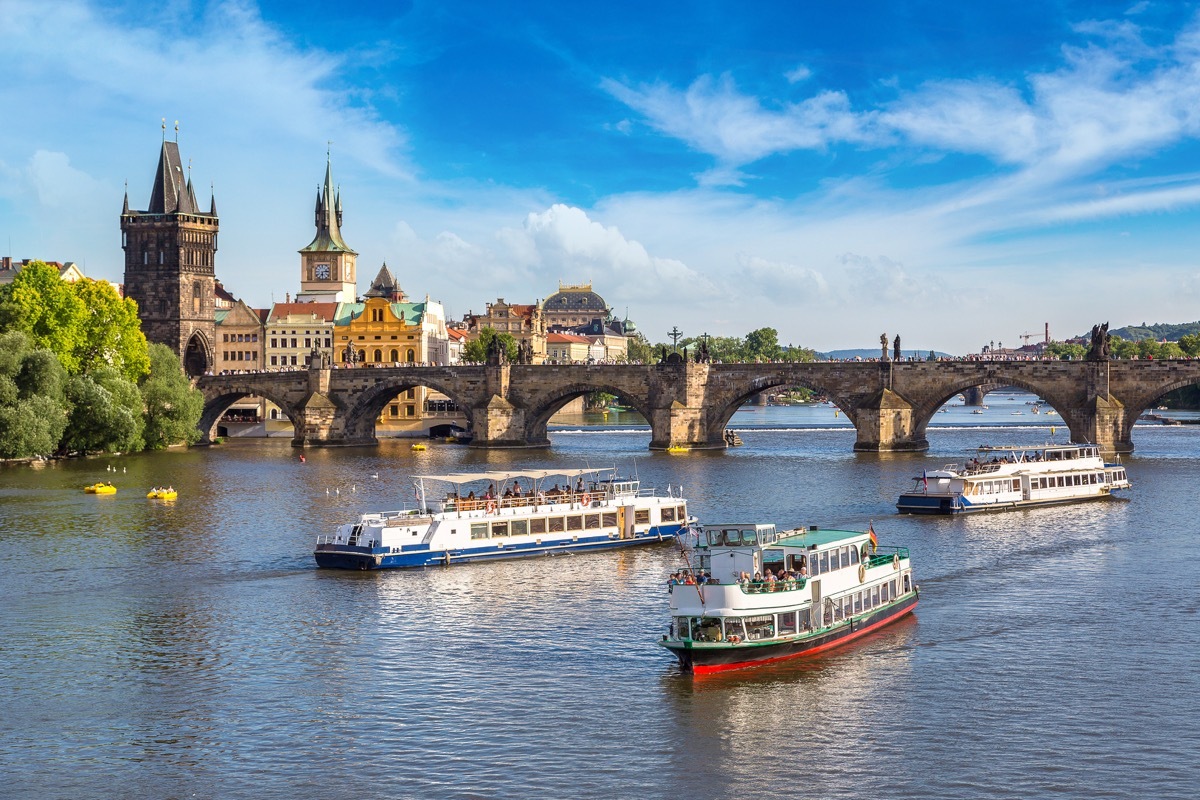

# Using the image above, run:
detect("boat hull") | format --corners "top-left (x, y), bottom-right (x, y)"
top-left (314, 527), bottom-right (679, 570)
top-left (661, 592), bottom-right (918, 674)
top-left (897, 491), bottom-right (1120, 515)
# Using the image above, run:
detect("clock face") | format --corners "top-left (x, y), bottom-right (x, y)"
top-left (315, 263), bottom-right (330, 280)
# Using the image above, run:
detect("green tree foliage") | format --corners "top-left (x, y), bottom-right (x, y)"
top-left (140, 343), bottom-right (204, 449)
top-left (1179, 334), bottom-right (1200, 357)
top-left (72, 277), bottom-right (150, 381)
top-left (0, 331), bottom-right (70, 459)
top-left (624, 332), bottom-right (655, 363)
top-left (744, 327), bottom-right (782, 361)
top-left (62, 367), bottom-right (145, 454)
top-left (461, 327), bottom-right (518, 363)
top-left (0, 261), bottom-right (85, 372)
top-left (0, 262), bottom-right (149, 380)
top-left (1046, 342), bottom-right (1087, 360)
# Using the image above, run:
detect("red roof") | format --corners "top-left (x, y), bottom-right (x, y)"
top-left (446, 328), bottom-right (469, 341)
top-left (268, 302), bottom-right (338, 323)
top-left (547, 332), bottom-right (592, 344)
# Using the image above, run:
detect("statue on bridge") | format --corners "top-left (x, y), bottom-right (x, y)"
top-left (486, 334), bottom-right (509, 366)
top-left (1087, 322), bottom-right (1111, 361)
top-left (695, 337), bottom-right (711, 363)
top-left (515, 339), bottom-right (534, 365)
top-left (893, 335), bottom-right (901, 362)
top-left (881, 333), bottom-right (889, 361)
top-left (342, 343), bottom-right (360, 365)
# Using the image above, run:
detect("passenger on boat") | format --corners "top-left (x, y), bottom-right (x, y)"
top-left (485, 484), bottom-right (495, 499)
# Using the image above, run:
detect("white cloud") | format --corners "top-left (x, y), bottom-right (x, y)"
top-left (785, 65), bottom-right (812, 84)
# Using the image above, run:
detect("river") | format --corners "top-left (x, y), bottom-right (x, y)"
top-left (2, 393), bottom-right (1197, 799)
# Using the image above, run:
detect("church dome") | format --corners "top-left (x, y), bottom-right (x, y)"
top-left (544, 284), bottom-right (608, 315)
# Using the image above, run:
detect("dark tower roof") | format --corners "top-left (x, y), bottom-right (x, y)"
top-left (363, 261), bottom-right (405, 301)
top-left (147, 141), bottom-right (194, 214)
top-left (300, 157), bottom-right (356, 254)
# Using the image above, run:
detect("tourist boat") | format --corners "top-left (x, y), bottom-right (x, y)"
top-left (659, 523), bottom-right (918, 674)
top-left (314, 468), bottom-right (692, 570)
top-left (84, 483), bottom-right (117, 494)
top-left (147, 488), bottom-right (178, 500)
top-left (896, 443), bottom-right (1130, 515)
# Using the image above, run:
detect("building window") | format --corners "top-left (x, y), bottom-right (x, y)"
top-left (390, 349), bottom-right (399, 362)
top-left (192, 282), bottom-right (202, 313)
top-left (406, 349), bottom-right (416, 363)
top-left (405, 405), bottom-right (415, 417)
top-left (373, 349), bottom-right (382, 362)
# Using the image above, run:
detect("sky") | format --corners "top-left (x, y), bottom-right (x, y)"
top-left (4, 0), bottom-right (1200, 354)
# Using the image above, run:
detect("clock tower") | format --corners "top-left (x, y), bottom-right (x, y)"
top-left (297, 155), bottom-right (357, 303)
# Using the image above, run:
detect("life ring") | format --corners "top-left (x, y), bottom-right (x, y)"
top-left (581, 493), bottom-right (592, 506)
top-left (486, 500), bottom-right (497, 514)
top-left (858, 563), bottom-right (867, 583)
top-left (893, 553), bottom-right (901, 570)
top-left (727, 635), bottom-right (741, 644)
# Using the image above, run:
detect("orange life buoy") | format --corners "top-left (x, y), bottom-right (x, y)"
top-left (581, 493), bottom-right (592, 505)
top-left (486, 500), bottom-right (497, 514)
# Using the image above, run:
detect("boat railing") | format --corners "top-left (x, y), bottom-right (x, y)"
top-left (739, 577), bottom-right (808, 594)
top-left (865, 546), bottom-right (909, 569)
top-left (439, 490), bottom-right (610, 514)
top-left (962, 462), bottom-right (1004, 475)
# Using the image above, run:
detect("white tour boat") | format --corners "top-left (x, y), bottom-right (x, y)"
top-left (896, 443), bottom-right (1130, 515)
top-left (660, 523), bottom-right (917, 674)
top-left (314, 468), bottom-right (690, 570)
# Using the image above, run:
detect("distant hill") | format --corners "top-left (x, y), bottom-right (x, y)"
top-left (820, 349), bottom-right (953, 360)
top-left (1104, 321), bottom-right (1200, 342)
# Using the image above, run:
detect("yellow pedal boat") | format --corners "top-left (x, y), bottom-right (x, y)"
top-left (411, 443), bottom-right (427, 451)
top-left (85, 483), bottom-right (117, 494)
top-left (147, 488), bottom-right (178, 500)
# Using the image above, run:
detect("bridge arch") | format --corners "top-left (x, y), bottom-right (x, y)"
top-left (910, 373), bottom-right (1084, 444)
top-left (340, 375), bottom-right (474, 443)
top-left (522, 381), bottom-right (656, 446)
top-left (705, 371), bottom-right (861, 445)
top-left (198, 388), bottom-right (302, 443)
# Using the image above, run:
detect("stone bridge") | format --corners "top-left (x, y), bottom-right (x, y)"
top-left (195, 359), bottom-right (1200, 453)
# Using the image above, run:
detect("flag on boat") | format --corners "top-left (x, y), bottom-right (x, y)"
top-left (868, 523), bottom-right (878, 553)
top-left (922, 469), bottom-right (928, 490)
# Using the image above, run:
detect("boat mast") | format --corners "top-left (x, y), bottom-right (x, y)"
top-left (416, 477), bottom-right (427, 513)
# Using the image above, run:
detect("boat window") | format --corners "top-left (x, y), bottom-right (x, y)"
top-left (744, 615), bottom-right (775, 641)
top-left (853, 593), bottom-right (863, 614)
top-left (709, 531), bottom-right (724, 547)
top-left (567, 515), bottom-right (583, 531)
top-left (470, 523), bottom-right (489, 540)
top-left (585, 514), bottom-right (600, 529)
top-left (787, 554), bottom-right (808, 571)
top-left (881, 581), bottom-right (890, 602)
top-left (491, 521), bottom-right (509, 537)
top-left (721, 529), bottom-right (738, 546)
top-left (819, 551), bottom-right (830, 573)
top-left (723, 618), bottom-right (746, 640)
top-left (809, 556), bottom-right (820, 577)
top-left (530, 518), bottom-right (547, 534)
top-left (831, 599), bottom-right (843, 623)
top-left (661, 507), bottom-right (676, 522)
top-left (672, 617), bottom-right (688, 639)
top-left (778, 611), bottom-right (798, 636)
top-left (677, 505), bottom-right (687, 519)
top-left (602, 512), bottom-right (617, 527)
top-left (511, 520), bottom-right (528, 537)
top-left (830, 548), bottom-right (842, 571)
top-left (761, 529), bottom-right (776, 544)
top-left (635, 510), bottom-right (650, 525)
top-left (872, 586), bottom-right (881, 606)
top-left (549, 517), bottom-right (565, 532)
top-left (690, 617), bottom-right (722, 642)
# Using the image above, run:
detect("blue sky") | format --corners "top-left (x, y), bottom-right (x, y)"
top-left (3, 0), bottom-right (1200, 353)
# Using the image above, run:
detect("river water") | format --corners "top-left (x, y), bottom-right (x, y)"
top-left (2, 393), bottom-right (1197, 799)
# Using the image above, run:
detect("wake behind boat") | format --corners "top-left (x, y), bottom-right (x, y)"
top-left (896, 443), bottom-right (1130, 515)
top-left (314, 468), bottom-right (691, 570)
top-left (659, 523), bottom-right (918, 674)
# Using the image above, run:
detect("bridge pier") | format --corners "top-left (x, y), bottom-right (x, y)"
top-left (470, 394), bottom-right (543, 448)
top-left (649, 363), bottom-right (727, 450)
top-left (1080, 394), bottom-right (1131, 453)
top-left (852, 389), bottom-right (928, 452)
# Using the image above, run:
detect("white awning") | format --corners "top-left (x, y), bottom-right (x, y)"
top-left (412, 467), bottom-right (614, 486)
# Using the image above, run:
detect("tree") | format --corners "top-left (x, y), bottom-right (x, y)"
top-left (61, 367), bottom-right (145, 454)
top-left (0, 261), bottom-right (86, 372)
top-left (0, 263), bottom-right (149, 380)
top-left (141, 343), bottom-right (204, 449)
top-left (744, 327), bottom-right (782, 361)
top-left (1046, 342), bottom-right (1086, 361)
top-left (0, 331), bottom-right (70, 459)
top-left (624, 332), bottom-right (655, 363)
top-left (461, 327), bottom-right (518, 363)
top-left (1179, 334), bottom-right (1200, 357)
top-left (72, 277), bottom-right (150, 381)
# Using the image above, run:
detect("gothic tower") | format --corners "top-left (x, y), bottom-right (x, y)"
top-left (296, 155), bottom-right (357, 303)
top-left (121, 135), bottom-right (218, 377)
